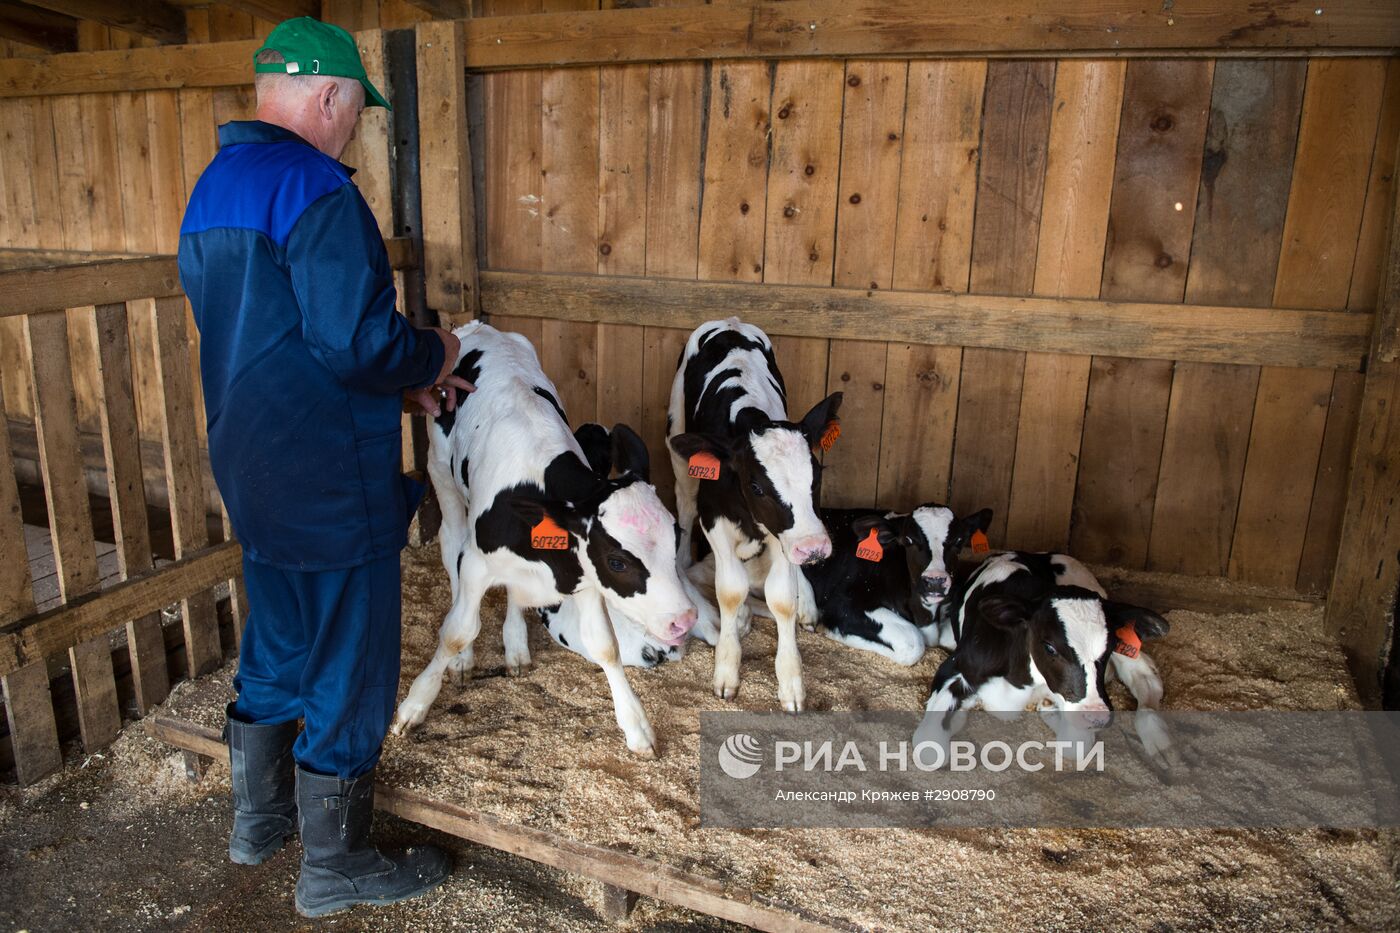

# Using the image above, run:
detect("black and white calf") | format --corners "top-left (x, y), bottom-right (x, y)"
top-left (667, 318), bottom-right (842, 711)
top-left (914, 552), bottom-right (1171, 762)
top-left (392, 323), bottom-right (701, 755)
top-left (795, 505), bottom-right (993, 665)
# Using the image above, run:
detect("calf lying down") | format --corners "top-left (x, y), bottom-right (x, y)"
top-left (915, 551), bottom-right (1172, 765)
top-left (392, 323), bottom-right (710, 755)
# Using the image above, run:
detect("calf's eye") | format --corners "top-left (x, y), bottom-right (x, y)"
top-left (1042, 641), bottom-right (1058, 657)
top-left (749, 481), bottom-right (766, 498)
top-left (606, 557), bottom-right (627, 573)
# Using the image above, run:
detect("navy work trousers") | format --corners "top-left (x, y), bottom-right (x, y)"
top-left (232, 553), bottom-right (402, 779)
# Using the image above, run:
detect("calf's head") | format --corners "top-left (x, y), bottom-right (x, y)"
top-left (851, 505), bottom-right (993, 609)
top-left (513, 424), bottom-right (696, 646)
top-left (670, 392), bottom-right (842, 566)
top-left (976, 585), bottom-right (1168, 727)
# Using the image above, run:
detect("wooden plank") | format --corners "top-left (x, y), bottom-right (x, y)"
top-left (595, 63), bottom-right (649, 429)
top-left (1298, 60), bottom-right (1400, 593)
top-left (0, 38), bottom-right (262, 98)
top-left (1004, 60), bottom-right (1123, 552)
top-left (217, 1), bottom-right (321, 23)
top-left (463, 1), bottom-right (1400, 70)
top-left (539, 37), bottom-right (600, 426)
top-left (417, 19), bottom-right (480, 319)
top-left (824, 60), bottom-right (906, 509)
top-left (1230, 58), bottom-right (1387, 589)
top-left (2, 661), bottom-right (63, 785)
top-left (0, 3), bottom-right (77, 54)
top-left (24, 1), bottom-right (186, 45)
top-left (24, 311), bottom-right (99, 600)
top-left (697, 61), bottom-right (770, 285)
top-left (0, 542), bottom-right (243, 679)
top-left (150, 296), bottom-right (221, 678)
top-left (764, 59), bottom-right (843, 418)
top-left (948, 60), bottom-right (1052, 543)
top-left (479, 271), bottom-right (1375, 372)
top-left (149, 715), bottom-right (844, 933)
top-left (68, 637), bottom-right (120, 749)
top-left (1071, 59), bottom-right (1213, 569)
top-left (876, 60), bottom-right (983, 509)
top-left (90, 302), bottom-right (168, 714)
top-left (400, 0), bottom-right (472, 18)
top-left (0, 399), bottom-right (34, 627)
top-left (0, 257), bottom-right (182, 319)
top-left (1148, 60), bottom-right (1306, 578)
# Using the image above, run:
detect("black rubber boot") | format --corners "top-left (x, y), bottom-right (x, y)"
top-left (294, 765), bottom-right (451, 918)
top-left (224, 704), bottom-right (299, 865)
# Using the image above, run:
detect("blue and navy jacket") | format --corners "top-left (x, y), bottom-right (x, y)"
top-left (179, 121), bottom-right (443, 571)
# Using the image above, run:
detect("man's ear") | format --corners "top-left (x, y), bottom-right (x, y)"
top-left (610, 423), bottom-right (650, 483)
top-left (977, 594), bottom-right (1030, 630)
top-left (317, 78), bottom-right (339, 120)
top-left (851, 514), bottom-right (899, 547)
top-left (573, 423), bottom-right (612, 477)
top-left (669, 432), bottom-right (732, 464)
top-left (799, 392), bottom-right (844, 449)
top-left (950, 508), bottom-right (994, 546)
top-left (1105, 602), bottom-right (1170, 640)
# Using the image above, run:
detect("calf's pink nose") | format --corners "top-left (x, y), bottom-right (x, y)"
top-left (666, 609), bottom-right (697, 639)
top-left (1078, 705), bottom-right (1112, 729)
top-left (791, 535), bottom-right (832, 566)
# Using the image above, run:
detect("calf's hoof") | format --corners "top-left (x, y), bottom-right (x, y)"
top-left (390, 702), bottom-right (429, 737)
top-left (505, 660), bottom-right (533, 677)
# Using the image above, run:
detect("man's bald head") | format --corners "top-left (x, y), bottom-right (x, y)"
top-left (254, 49), bottom-right (364, 160)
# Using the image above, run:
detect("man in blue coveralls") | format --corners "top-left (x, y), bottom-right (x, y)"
top-left (178, 17), bottom-right (472, 918)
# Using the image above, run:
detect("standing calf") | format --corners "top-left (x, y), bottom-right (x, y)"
top-left (667, 318), bottom-right (842, 710)
top-left (392, 323), bottom-right (698, 755)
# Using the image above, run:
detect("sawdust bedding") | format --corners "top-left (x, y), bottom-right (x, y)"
top-left (162, 544), bottom-right (1399, 932)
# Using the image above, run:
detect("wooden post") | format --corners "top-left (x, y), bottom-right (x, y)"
top-left (150, 296), bottom-right (222, 678)
top-left (416, 17), bottom-right (479, 323)
top-left (90, 301), bottom-right (169, 715)
top-left (1325, 130), bottom-right (1400, 706)
top-left (600, 883), bottom-right (639, 923)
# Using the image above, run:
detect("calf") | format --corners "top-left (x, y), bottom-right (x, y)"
top-left (914, 552), bottom-right (1171, 763)
top-left (392, 323), bottom-right (699, 755)
top-left (667, 318), bottom-right (842, 710)
top-left (796, 505), bottom-right (993, 665)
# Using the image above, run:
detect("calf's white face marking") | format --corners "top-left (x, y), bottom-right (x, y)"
top-left (1046, 596), bottom-right (1110, 712)
top-left (748, 427), bottom-right (827, 560)
top-left (590, 482), bottom-right (695, 645)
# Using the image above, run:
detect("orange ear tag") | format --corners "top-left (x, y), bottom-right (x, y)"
top-left (970, 530), bottom-right (990, 555)
top-left (818, 420), bottom-right (841, 453)
top-left (688, 451), bottom-right (721, 481)
top-left (530, 516), bottom-right (570, 550)
top-left (1114, 624), bottom-right (1141, 660)
top-left (855, 528), bottom-right (884, 562)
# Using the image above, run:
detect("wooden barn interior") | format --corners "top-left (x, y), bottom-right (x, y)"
top-left (1, 0), bottom-right (1400, 925)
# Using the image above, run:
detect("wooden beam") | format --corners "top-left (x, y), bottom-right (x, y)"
top-left (479, 271), bottom-right (1374, 372)
top-left (0, 2), bottom-right (77, 53)
top-left (0, 38), bottom-right (259, 98)
top-left (402, 0), bottom-right (471, 19)
top-left (462, 1), bottom-right (1400, 70)
top-left (213, 0), bottom-right (320, 24)
top-left (24, 0), bottom-right (186, 45)
top-left (1324, 138), bottom-right (1400, 706)
top-left (416, 18), bottom-right (479, 318)
top-left (0, 542), bottom-right (242, 679)
top-left (0, 257), bottom-right (181, 318)
top-left (148, 715), bottom-right (844, 933)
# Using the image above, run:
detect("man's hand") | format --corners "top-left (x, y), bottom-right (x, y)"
top-left (403, 327), bottom-right (475, 417)
top-left (404, 375), bottom-right (475, 418)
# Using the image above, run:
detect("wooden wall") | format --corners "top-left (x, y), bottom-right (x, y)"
top-left (474, 6), bottom-right (1400, 597)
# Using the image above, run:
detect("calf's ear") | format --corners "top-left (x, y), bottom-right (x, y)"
top-left (669, 432), bottom-right (732, 463)
top-left (573, 423), bottom-right (612, 476)
top-left (508, 495), bottom-right (585, 537)
top-left (950, 508), bottom-right (994, 546)
top-left (851, 514), bottom-right (899, 546)
top-left (977, 594), bottom-right (1030, 630)
top-left (798, 392), bottom-right (844, 449)
top-left (1105, 602), bottom-right (1170, 640)
top-left (610, 423), bottom-right (650, 482)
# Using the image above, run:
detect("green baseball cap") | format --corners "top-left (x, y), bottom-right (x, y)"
top-left (253, 17), bottom-right (390, 110)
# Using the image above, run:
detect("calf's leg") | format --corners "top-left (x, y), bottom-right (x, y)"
top-left (765, 556), bottom-right (805, 712)
top-left (709, 534), bottom-right (749, 701)
top-left (502, 595), bottom-right (532, 675)
top-left (1110, 650), bottom-right (1172, 763)
top-left (391, 562), bottom-right (488, 735)
top-left (576, 591), bottom-right (656, 756)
